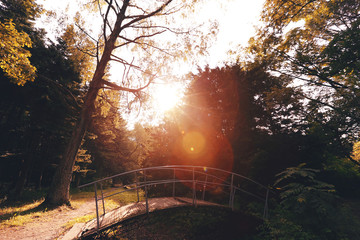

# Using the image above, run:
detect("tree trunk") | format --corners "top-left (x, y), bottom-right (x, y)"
top-left (43, 2), bottom-right (129, 206)
top-left (11, 134), bottom-right (36, 200)
top-left (12, 158), bottom-right (30, 199)
top-left (43, 84), bottom-right (99, 206)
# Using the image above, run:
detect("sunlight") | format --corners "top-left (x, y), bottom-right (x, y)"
top-left (151, 82), bottom-right (184, 114)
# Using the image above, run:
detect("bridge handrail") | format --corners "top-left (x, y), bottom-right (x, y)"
top-left (78, 165), bottom-right (271, 192)
top-left (77, 165), bottom-right (272, 232)
top-left (99, 169), bottom-right (239, 197)
top-left (101, 179), bottom-right (265, 202)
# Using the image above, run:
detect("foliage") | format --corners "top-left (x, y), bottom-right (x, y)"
top-left (0, 36), bottom-right (84, 196)
top-left (0, 0), bottom-right (42, 30)
top-left (0, 19), bottom-right (36, 85)
top-left (0, 0), bottom-right (42, 85)
top-left (181, 64), bottom-right (305, 179)
top-left (60, 24), bottom-right (95, 83)
top-left (275, 164), bottom-right (336, 210)
top-left (140, 121), bottom-right (181, 168)
top-left (85, 90), bottom-right (138, 180)
top-left (73, 147), bottom-right (94, 187)
top-left (352, 142), bottom-right (360, 162)
top-left (257, 164), bottom-right (360, 240)
top-left (249, 0), bottom-right (360, 140)
top-left (0, 0), bottom-right (86, 200)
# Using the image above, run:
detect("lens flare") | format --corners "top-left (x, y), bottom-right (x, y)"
top-left (172, 127), bottom-right (234, 191)
top-left (182, 131), bottom-right (206, 156)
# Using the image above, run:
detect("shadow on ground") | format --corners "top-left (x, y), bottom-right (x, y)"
top-left (85, 206), bottom-right (262, 240)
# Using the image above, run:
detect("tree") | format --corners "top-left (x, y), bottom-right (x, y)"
top-left (45, 0), bottom-right (215, 206)
top-left (141, 121), bottom-right (181, 168)
top-left (353, 142), bottom-right (360, 163)
top-left (0, 0), bottom-right (40, 85)
top-left (0, 0), bottom-right (86, 199)
top-left (0, 19), bottom-right (36, 85)
top-left (248, 0), bottom-right (360, 165)
top-left (85, 89), bottom-right (137, 179)
top-left (182, 64), bottom-right (304, 177)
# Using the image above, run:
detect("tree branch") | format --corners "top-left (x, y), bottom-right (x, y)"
top-left (121, 0), bottom-right (173, 30)
top-left (101, 76), bottom-right (154, 93)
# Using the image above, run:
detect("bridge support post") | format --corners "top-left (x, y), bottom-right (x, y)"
top-left (94, 182), bottom-right (100, 231)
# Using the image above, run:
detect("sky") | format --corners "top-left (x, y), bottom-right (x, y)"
top-left (35, 0), bottom-right (265, 128)
top-left (201, 0), bottom-right (265, 67)
top-left (36, 0), bottom-right (265, 67)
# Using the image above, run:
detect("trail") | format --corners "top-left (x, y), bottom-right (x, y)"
top-left (0, 201), bottom-right (96, 240)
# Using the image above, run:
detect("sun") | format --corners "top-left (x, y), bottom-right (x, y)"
top-left (151, 82), bottom-right (184, 114)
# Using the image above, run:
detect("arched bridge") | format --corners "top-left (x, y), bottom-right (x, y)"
top-left (67, 165), bottom-right (272, 239)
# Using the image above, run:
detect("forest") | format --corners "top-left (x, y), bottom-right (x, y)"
top-left (1, 0), bottom-right (360, 239)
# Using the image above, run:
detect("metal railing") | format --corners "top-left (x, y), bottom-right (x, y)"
top-left (78, 165), bottom-right (272, 231)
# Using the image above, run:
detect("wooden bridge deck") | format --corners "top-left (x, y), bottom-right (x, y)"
top-left (61, 197), bottom-right (222, 240)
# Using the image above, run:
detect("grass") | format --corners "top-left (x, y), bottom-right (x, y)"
top-left (0, 189), bottom-right (47, 229)
top-left (62, 187), bottom-right (145, 230)
top-left (0, 200), bottom-right (70, 229)
top-left (62, 214), bottom-right (96, 229)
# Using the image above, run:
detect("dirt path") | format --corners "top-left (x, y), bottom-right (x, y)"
top-left (0, 201), bottom-right (96, 240)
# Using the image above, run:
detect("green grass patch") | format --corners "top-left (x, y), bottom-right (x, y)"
top-left (63, 214), bottom-right (96, 229)
top-left (62, 187), bottom-right (145, 230)
top-left (0, 198), bottom-right (46, 228)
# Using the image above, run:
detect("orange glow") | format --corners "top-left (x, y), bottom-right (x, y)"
top-left (173, 127), bottom-right (234, 191)
top-left (182, 131), bottom-right (206, 156)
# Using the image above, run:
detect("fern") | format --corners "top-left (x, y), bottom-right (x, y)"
top-left (274, 163), bottom-right (319, 186)
top-left (260, 163), bottom-right (360, 239)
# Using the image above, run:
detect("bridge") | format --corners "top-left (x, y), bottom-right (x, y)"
top-left (62, 165), bottom-right (272, 239)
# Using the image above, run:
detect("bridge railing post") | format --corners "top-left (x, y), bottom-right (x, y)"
top-left (172, 168), bottom-right (176, 198)
top-left (100, 182), bottom-right (105, 215)
top-left (94, 182), bottom-right (100, 231)
top-left (144, 170), bottom-right (149, 214)
top-left (229, 173), bottom-right (234, 209)
top-left (194, 179), bottom-right (197, 207)
top-left (202, 174), bottom-right (207, 201)
top-left (263, 188), bottom-right (269, 219)
top-left (135, 171), bottom-right (139, 202)
top-left (231, 188), bottom-right (236, 210)
top-left (192, 167), bottom-right (195, 206)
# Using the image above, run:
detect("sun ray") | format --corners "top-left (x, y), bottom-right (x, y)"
top-left (151, 82), bottom-right (184, 115)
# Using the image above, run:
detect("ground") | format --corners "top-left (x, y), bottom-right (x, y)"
top-left (0, 189), bottom-right (262, 240)
top-left (0, 200), bottom-right (96, 240)
top-left (91, 206), bottom-right (262, 240)
top-left (0, 188), bottom-right (143, 240)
